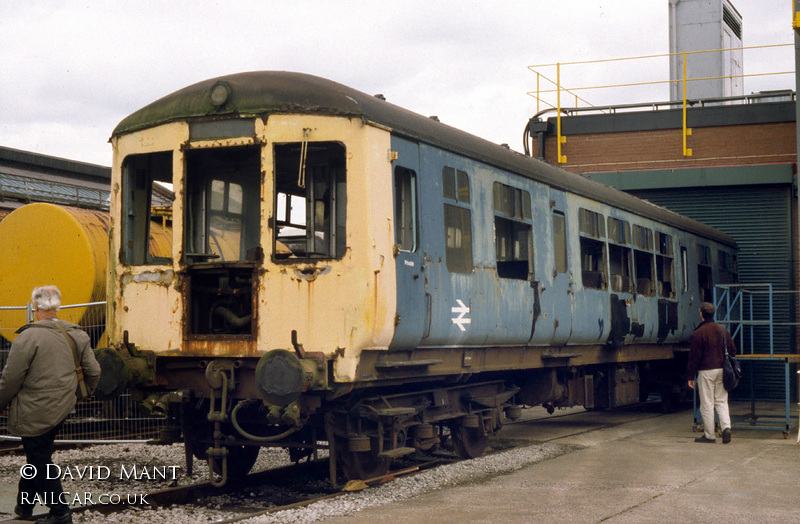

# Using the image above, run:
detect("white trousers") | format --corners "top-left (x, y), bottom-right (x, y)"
top-left (698, 368), bottom-right (731, 440)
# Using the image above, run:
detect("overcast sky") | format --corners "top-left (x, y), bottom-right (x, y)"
top-left (0, 1), bottom-right (795, 166)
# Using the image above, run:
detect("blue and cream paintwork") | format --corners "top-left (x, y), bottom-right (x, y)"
top-left (108, 72), bottom-right (736, 387)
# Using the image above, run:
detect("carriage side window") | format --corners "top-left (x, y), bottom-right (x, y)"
top-left (697, 244), bottom-right (713, 301)
top-left (493, 182), bottom-right (533, 280)
top-left (553, 211), bottom-right (567, 274)
top-left (394, 167), bottom-right (417, 252)
top-left (655, 232), bottom-right (675, 298)
top-left (578, 208), bottom-right (606, 290)
top-left (185, 146), bottom-right (261, 263)
top-left (443, 166), bottom-right (473, 274)
top-left (273, 141), bottom-right (347, 260)
top-left (719, 250), bottom-right (738, 284)
top-left (608, 217), bottom-right (633, 293)
top-left (680, 245), bottom-right (689, 293)
top-left (122, 151), bottom-right (174, 265)
top-left (633, 225), bottom-right (654, 295)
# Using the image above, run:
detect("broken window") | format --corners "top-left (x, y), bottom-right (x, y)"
top-left (719, 250), bottom-right (738, 284)
top-left (185, 147), bottom-right (261, 263)
top-left (633, 225), bottom-right (654, 296)
top-left (579, 208), bottom-right (606, 290)
top-left (443, 166), bottom-right (473, 274)
top-left (121, 151), bottom-right (174, 265)
top-left (656, 232), bottom-right (675, 298)
top-left (273, 141), bottom-right (347, 259)
top-left (394, 167), bottom-right (417, 252)
top-left (697, 244), bottom-right (713, 301)
top-left (183, 146), bottom-right (262, 337)
top-left (493, 182), bottom-right (533, 280)
top-left (553, 211), bottom-right (567, 274)
top-left (608, 217), bottom-right (633, 293)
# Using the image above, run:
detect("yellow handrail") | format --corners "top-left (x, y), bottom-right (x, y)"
top-left (529, 43), bottom-right (793, 163)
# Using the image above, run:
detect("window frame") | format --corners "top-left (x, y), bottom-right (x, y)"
top-left (185, 146), bottom-right (261, 264)
top-left (632, 224), bottom-right (655, 296)
top-left (578, 208), bottom-right (607, 290)
top-left (607, 217), bottom-right (633, 293)
top-left (493, 182), bottom-right (533, 281)
top-left (272, 141), bottom-right (347, 261)
top-left (121, 151), bottom-right (174, 266)
top-left (553, 211), bottom-right (568, 274)
top-left (655, 231), bottom-right (675, 299)
top-left (394, 166), bottom-right (418, 253)
top-left (442, 166), bottom-right (473, 274)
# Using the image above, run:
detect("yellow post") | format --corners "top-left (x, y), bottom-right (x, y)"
top-left (536, 72), bottom-right (540, 114)
top-left (557, 63), bottom-right (567, 163)
top-left (795, 0), bottom-right (800, 31)
top-left (682, 51), bottom-right (693, 157)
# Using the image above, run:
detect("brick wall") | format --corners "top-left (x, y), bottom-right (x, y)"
top-left (544, 122), bottom-right (796, 174)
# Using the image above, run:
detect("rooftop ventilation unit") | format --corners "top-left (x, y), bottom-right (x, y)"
top-left (668, 0), bottom-right (743, 102)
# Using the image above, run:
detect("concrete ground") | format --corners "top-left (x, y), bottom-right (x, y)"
top-left (323, 401), bottom-right (800, 524)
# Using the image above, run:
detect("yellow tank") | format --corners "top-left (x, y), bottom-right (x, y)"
top-left (0, 203), bottom-right (171, 343)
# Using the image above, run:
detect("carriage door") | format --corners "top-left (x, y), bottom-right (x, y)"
top-left (548, 189), bottom-right (573, 346)
top-left (389, 137), bottom-right (427, 349)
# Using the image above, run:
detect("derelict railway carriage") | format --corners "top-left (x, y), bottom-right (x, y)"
top-left (97, 71), bottom-right (737, 485)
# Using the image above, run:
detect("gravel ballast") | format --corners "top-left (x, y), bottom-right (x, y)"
top-left (0, 440), bottom-right (570, 523)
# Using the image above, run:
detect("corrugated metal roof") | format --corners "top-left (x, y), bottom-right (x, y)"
top-left (0, 171), bottom-right (110, 210)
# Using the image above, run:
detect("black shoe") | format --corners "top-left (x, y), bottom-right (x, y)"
top-left (695, 435), bottom-right (716, 443)
top-left (34, 511), bottom-right (72, 524)
top-left (722, 428), bottom-right (731, 444)
top-left (14, 504), bottom-right (33, 519)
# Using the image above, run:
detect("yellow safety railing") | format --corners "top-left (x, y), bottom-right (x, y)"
top-left (529, 44), bottom-right (794, 163)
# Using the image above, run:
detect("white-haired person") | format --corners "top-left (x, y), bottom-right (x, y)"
top-left (0, 285), bottom-right (100, 524)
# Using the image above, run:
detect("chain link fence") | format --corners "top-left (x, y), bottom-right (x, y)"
top-left (0, 302), bottom-right (165, 442)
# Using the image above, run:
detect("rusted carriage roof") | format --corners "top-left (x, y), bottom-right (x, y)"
top-left (113, 71), bottom-right (736, 247)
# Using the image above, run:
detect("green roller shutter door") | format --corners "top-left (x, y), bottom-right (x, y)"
top-left (630, 185), bottom-right (793, 401)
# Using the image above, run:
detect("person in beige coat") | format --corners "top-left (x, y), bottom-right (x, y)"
top-left (0, 286), bottom-right (100, 524)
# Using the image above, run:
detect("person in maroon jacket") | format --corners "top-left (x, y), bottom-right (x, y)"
top-left (687, 302), bottom-right (737, 444)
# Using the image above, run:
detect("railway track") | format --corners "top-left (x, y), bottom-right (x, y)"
top-left (1, 404), bottom-right (668, 523)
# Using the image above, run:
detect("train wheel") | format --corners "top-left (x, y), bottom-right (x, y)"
top-left (210, 445), bottom-right (260, 480)
top-left (450, 425), bottom-right (488, 459)
top-left (336, 437), bottom-right (391, 481)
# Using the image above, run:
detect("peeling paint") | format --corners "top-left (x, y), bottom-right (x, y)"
top-left (292, 265), bottom-right (332, 282)
top-left (131, 270), bottom-right (174, 283)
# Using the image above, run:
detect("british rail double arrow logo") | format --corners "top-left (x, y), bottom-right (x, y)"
top-left (451, 299), bottom-right (471, 332)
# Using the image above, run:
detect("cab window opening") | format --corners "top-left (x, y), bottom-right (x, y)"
top-left (273, 141), bottom-right (347, 260)
top-left (185, 147), bottom-right (261, 263)
top-left (121, 151), bottom-right (174, 265)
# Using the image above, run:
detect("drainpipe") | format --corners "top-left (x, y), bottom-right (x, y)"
top-left (795, 30), bottom-right (800, 353)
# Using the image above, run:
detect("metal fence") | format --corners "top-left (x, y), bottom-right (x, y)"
top-left (0, 302), bottom-right (165, 442)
